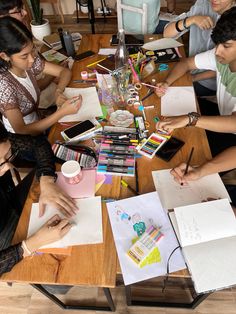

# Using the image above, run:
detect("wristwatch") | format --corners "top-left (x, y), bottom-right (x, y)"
top-left (187, 112), bottom-right (201, 126)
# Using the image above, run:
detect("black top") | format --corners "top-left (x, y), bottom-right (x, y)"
top-left (0, 133), bottom-right (56, 276)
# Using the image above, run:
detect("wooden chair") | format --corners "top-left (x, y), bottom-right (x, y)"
top-left (40, 0), bottom-right (65, 24)
top-left (116, 0), bottom-right (148, 34)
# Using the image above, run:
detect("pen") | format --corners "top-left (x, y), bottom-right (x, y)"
top-left (141, 90), bottom-right (155, 102)
top-left (184, 147), bottom-right (194, 175)
top-left (141, 82), bottom-right (159, 89)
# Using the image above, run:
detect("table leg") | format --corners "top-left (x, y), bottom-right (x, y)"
top-left (125, 284), bottom-right (211, 309)
top-left (31, 284), bottom-right (115, 311)
top-left (88, 0), bottom-right (95, 34)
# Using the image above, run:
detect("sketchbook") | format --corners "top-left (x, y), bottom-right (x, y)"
top-left (152, 169), bottom-right (231, 210)
top-left (161, 86), bottom-right (197, 116)
top-left (169, 199), bottom-right (236, 293)
top-left (59, 87), bottom-right (103, 122)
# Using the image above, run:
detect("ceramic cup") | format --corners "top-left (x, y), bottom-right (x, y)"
top-left (61, 160), bottom-right (83, 185)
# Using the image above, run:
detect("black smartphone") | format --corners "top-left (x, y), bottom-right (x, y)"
top-left (155, 137), bottom-right (185, 162)
top-left (74, 50), bottom-right (95, 61)
top-left (62, 120), bottom-right (95, 140)
top-left (110, 34), bottom-right (144, 46)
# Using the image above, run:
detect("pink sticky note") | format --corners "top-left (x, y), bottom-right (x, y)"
top-left (56, 169), bottom-right (96, 198)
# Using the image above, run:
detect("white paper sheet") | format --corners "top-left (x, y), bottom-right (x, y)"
top-left (174, 199), bottom-right (236, 247)
top-left (152, 169), bottom-right (231, 210)
top-left (142, 38), bottom-right (183, 51)
top-left (161, 86), bottom-right (197, 116)
top-left (98, 48), bottom-right (117, 55)
top-left (28, 196), bottom-right (103, 248)
top-left (107, 192), bottom-right (186, 285)
top-left (59, 87), bottom-right (103, 122)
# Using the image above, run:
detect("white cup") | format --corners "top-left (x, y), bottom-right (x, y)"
top-left (61, 160), bottom-right (83, 185)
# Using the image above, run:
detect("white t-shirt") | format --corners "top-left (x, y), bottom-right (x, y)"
top-left (3, 71), bottom-right (38, 133)
top-left (195, 48), bottom-right (236, 116)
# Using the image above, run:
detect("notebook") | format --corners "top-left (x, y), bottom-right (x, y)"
top-left (96, 56), bottom-right (116, 73)
top-left (169, 199), bottom-right (236, 293)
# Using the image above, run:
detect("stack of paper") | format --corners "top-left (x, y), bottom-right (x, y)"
top-left (28, 197), bottom-right (103, 249)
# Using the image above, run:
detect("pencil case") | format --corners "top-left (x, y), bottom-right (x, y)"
top-left (52, 142), bottom-right (97, 169)
top-left (127, 225), bottom-right (164, 268)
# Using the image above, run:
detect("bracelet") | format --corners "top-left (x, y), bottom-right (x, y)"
top-left (175, 20), bottom-right (182, 33)
top-left (183, 17), bottom-right (189, 30)
top-left (187, 112), bottom-right (201, 126)
top-left (22, 240), bottom-right (33, 256)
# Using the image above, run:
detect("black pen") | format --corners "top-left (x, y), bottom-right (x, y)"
top-left (141, 90), bottom-right (155, 102)
top-left (184, 147), bottom-right (194, 175)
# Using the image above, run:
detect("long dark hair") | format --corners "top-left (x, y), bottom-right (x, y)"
top-left (0, 16), bottom-right (33, 70)
top-left (0, 0), bottom-right (23, 16)
top-left (0, 121), bottom-right (9, 144)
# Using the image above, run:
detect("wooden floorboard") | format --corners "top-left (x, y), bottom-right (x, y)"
top-left (0, 282), bottom-right (236, 313)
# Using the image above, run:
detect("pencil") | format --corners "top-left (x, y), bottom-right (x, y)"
top-left (86, 57), bottom-right (107, 67)
top-left (135, 161), bottom-right (140, 194)
top-left (184, 147), bottom-right (194, 175)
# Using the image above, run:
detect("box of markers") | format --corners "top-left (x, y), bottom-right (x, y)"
top-left (127, 225), bottom-right (164, 267)
top-left (97, 142), bottom-right (136, 176)
top-left (136, 132), bottom-right (169, 159)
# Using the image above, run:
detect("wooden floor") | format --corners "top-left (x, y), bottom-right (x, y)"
top-left (0, 282), bottom-right (236, 313)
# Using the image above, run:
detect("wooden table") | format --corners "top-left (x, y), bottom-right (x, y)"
top-left (0, 34), bottom-right (212, 310)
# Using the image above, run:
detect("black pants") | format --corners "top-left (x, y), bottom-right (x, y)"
top-left (198, 98), bottom-right (236, 157)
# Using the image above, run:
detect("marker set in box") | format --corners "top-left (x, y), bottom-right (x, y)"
top-left (127, 225), bottom-right (164, 267)
top-left (137, 132), bottom-right (168, 159)
top-left (97, 142), bottom-right (136, 176)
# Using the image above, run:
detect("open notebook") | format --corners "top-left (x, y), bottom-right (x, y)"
top-left (169, 199), bottom-right (236, 293)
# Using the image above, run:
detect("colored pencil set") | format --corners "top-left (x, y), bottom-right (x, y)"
top-left (127, 225), bottom-right (164, 267)
top-left (137, 132), bottom-right (169, 159)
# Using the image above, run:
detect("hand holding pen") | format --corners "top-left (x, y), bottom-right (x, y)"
top-left (170, 147), bottom-right (196, 185)
top-left (155, 81), bottom-right (169, 97)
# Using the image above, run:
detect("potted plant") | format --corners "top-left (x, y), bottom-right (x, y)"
top-left (29, 0), bottom-right (51, 41)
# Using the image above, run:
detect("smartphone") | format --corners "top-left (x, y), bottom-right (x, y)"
top-left (155, 137), bottom-right (185, 162)
top-left (110, 34), bottom-right (144, 46)
top-left (61, 120), bottom-right (95, 140)
top-left (74, 50), bottom-right (95, 61)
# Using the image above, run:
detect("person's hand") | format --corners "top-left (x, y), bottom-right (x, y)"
top-left (59, 95), bottom-right (82, 116)
top-left (155, 81), bottom-right (169, 97)
top-left (192, 15), bottom-right (214, 30)
top-left (56, 93), bottom-right (68, 107)
top-left (170, 163), bottom-right (202, 185)
top-left (39, 176), bottom-right (78, 217)
top-left (25, 214), bottom-right (72, 252)
top-left (156, 115), bottom-right (189, 132)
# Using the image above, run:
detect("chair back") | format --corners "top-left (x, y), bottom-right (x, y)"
top-left (117, 0), bottom-right (148, 34)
